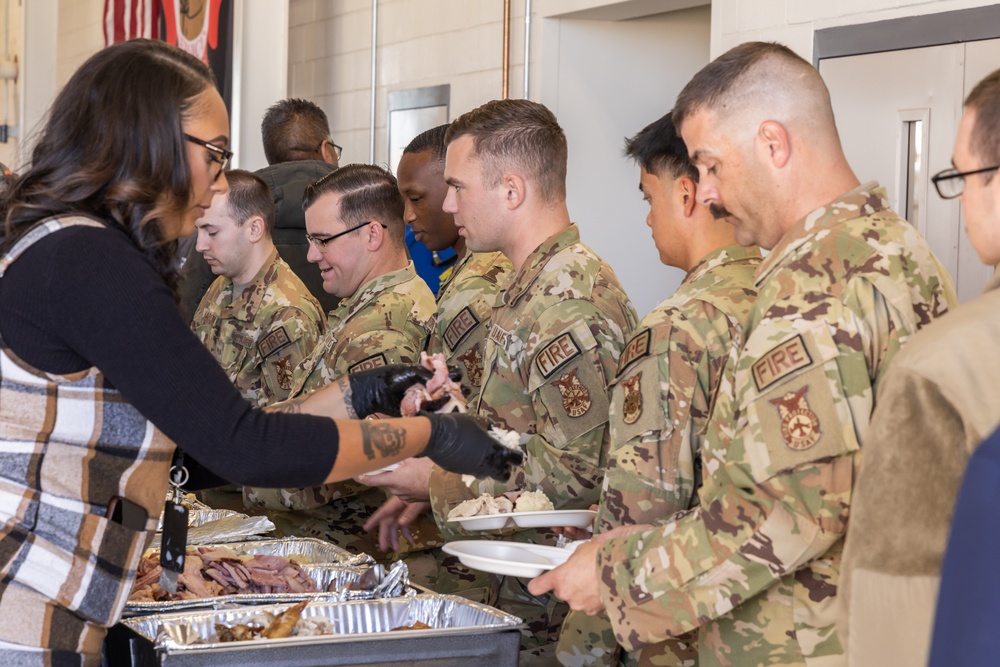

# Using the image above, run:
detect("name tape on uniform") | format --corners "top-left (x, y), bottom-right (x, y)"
top-left (617, 329), bottom-right (651, 377)
top-left (752, 334), bottom-right (813, 392)
top-left (535, 332), bottom-right (582, 379)
top-left (349, 353), bottom-right (388, 374)
top-left (443, 307), bottom-right (479, 351)
top-left (489, 323), bottom-right (510, 348)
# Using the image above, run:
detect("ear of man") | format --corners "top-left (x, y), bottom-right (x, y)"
top-left (679, 176), bottom-right (698, 218)
top-left (247, 215), bottom-right (266, 243)
top-left (758, 120), bottom-right (791, 169)
top-left (504, 173), bottom-right (527, 210)
top-left (366, 219), bottom-right (386, 251)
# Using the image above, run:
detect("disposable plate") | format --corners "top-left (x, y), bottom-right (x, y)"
top-left (441, 540), bottom-right (571, 578)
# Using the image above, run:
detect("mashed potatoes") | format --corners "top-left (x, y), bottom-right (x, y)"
top-left (513, 490), bottom-right (554, 513)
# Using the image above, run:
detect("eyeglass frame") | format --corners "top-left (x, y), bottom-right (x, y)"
top-left (931, 164), bottom-right (1000, 199)
top-left (305, 221), bottom-right (387, 249)
top-left (184, 133), bottom-right (233, 181)
top-left (324, 139), bottom-right (344, 161)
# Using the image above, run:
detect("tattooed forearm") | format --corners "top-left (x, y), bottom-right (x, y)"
top-left (359, 421), bottom-right (406, 461)
top-left (265, 397), bottom-right (304, 414)
top-left (338, 377), bottom-right (359, 419)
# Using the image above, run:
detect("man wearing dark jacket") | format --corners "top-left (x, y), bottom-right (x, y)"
top-left (179, 98), bottom-right (341, 318)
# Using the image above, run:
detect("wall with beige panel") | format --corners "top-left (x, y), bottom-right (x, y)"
top-left (289, 0), bottom-right (528, 167)
top-left (710, 0), bottom-right (1000, 59)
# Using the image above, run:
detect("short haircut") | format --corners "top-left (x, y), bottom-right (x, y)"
top-left (225, 169), bottom-right (275, 235)
top-left (302, 163), bottom-right (405, 246)
top-left (445, 99), bottom-right (567, 203)
top-left (260, 98), bottom-right (331, 165)
top-left (403, 124), bottom-right (449, 163)
top-left (965, 68), bottom-right (1000, 168)
top-left (673, 41), bottom-right (831, 133)
top-left (624, 111), bottom-right (698, 181)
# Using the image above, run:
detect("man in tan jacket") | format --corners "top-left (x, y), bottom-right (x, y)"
top-left (839, 66), bottom-right (1000, 667)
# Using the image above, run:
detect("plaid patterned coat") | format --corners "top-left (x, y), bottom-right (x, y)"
top-left (0, 218), bottom-right (174, 662)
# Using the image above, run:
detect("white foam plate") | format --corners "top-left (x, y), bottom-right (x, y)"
top-left (442, 540), bottom-right (572, 578)
top-left (447, 509), bottom-right (596, 531)
top-left (509, 509), bottom-right (596, 529)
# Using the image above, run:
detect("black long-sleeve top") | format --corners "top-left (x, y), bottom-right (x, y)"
top-left (0, 222), bottom-right (338, 488)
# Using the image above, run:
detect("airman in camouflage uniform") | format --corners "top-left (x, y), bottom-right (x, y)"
top-left (392, 125), bottom-right (516, 600)
top-left (190, 170), bottom-right (325, 510)
top-left (529, 43), bottom-right (957, 667)
top-left (191, 247), bottom-right (325, 407)
top-left (421, 101), bottom-right (638, 659)
top-left (558, 112), bottom-right (761, 667)
top-left (560, 245), bottom-right (761, 667)
top-left (190, 170), bottom-right (325, 408)
top-left (243, 164), bottom-right (437, 563)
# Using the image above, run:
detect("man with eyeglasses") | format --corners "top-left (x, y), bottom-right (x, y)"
top-left (179, 97), bottom-right (342, 318)
top-left (839, 67), bottom-right (1000, 667)
top-left (242, 163), bottom-right (438, 555)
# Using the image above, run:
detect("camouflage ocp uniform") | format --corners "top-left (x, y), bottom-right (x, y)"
top-left (427, 250), bottom-right (512, 403)
top-left (558, 244), bottom-right (762, 667)
top-left (190, 247), bottom-right (325, 407)
top-left (243, 261), bottom-right (437, 556)
top-left (594, 183), bottom-right (956, 667)
top-left (428, 224), bottom-right (638, 651)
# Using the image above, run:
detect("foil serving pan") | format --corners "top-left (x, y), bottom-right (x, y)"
top-left (145, 537), bottom-right (372, 567)
top-left (121, 594), bottom-right (523, 654)
top-left (125, 561), bottom-right (411, 615)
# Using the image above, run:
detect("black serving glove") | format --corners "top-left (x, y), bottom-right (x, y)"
top-left (420, 412), bottom-right (524, 482)
top-left (348, 364), bottom-right (463, 417)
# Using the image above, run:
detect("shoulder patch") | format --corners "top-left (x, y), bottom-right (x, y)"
top-left (348, 353), bottom-right (388, 374)
top-left (620, 371), bottom-right (643, 425)
top-left (617, 329), bottom-right (651, 377)
top-left (443, 306), bottom-right (479, 351)
top-left (535, 332), bottom-right (582, 379)
top-left (258, 327), bottom-right (291, 358)
top-left (752, 334), bottom-right (813, 392)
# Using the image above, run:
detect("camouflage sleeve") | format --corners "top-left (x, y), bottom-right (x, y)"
top-left (594, 284), bottom-right (898, 649)
top-left (445, 299), bottom-right (624, 513)
top-left (558, 313), bottom-right (712, 667)
top-left (257, 308), bottom-right (324, 405)
top-left (597, 315), bottom-right (703, 533)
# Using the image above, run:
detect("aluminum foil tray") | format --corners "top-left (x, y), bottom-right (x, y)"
top-left (123, 595), bottom-right (522, 651)
top-left (127, 539), bottom-right (380, 614)
top-left (145, 537), bottom-right (372, 567)
top-left (125, 561), bottom-right (410, 615)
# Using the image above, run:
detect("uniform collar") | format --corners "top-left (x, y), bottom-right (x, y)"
top-left (755, 181), bottom-right (889, 287)
top-left (437, 248), bottom-right (472, 296)
top-left (331, 261), bottom-right (417, 324)
top-left (683, 244), bottom-right (762, 288)
top-left (218, 247), bottom-right (281, 321)
top-left (498, 224), bottom-right (580, 307)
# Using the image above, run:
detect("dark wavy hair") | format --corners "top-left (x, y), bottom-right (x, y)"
top-left (624, 111), bottom-right (698, 182)
top-left (0, 39), bottom-right (218, 296)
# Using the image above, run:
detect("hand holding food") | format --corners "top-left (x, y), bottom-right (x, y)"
top-left (421, 413), bottom-right (523, 482)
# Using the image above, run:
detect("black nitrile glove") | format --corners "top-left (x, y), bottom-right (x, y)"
top-left (348, 364), bottom-right (463, 417)
top-left (421, 413), bottom-right (524, 482)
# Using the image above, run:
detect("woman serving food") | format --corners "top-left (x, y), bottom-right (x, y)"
top-left (0, 39), bottom-right (519, 665)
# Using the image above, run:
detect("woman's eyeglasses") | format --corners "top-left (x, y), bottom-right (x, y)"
top-left (184, 133), bottom-right (233, 182)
